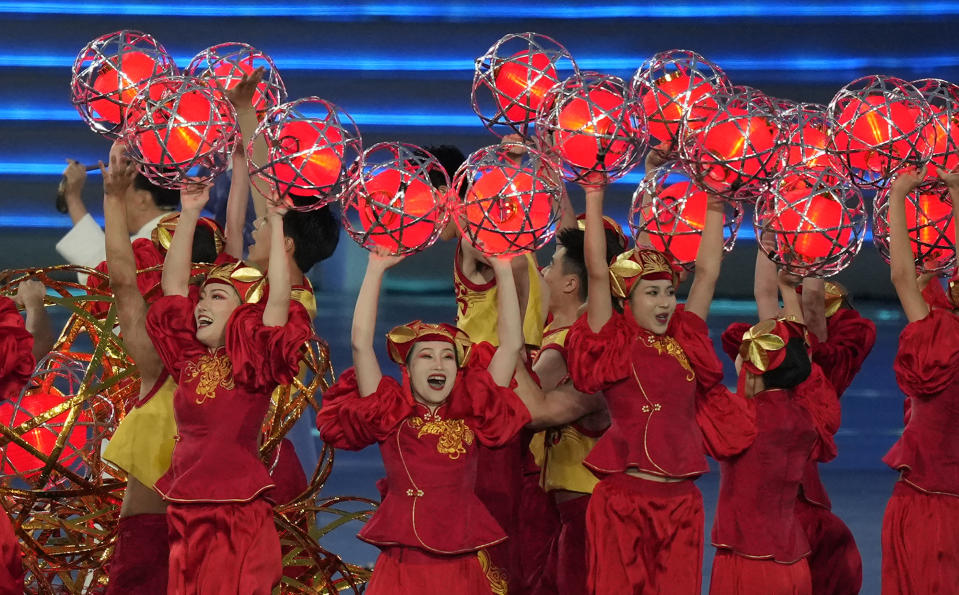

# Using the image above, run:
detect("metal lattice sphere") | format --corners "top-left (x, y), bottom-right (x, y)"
top-left (249, 97), bottom-right (362, 211)
top-left (472, 32), bottom-right (578, 137)
top-left (828, 75), bottom-right (934, 190)
top-left (680, 86), bottom-right (786, 199)
top-left (123, 75), bottom-right (239, 188)
top-left (779, 103), bottom-right (841, 173)
top-left (186, 42), bottom-right (287, 115)
top-left (873, 183), bottom-right (956, 273)
top-left (71, 30), bottom-right (179, 138)
top-left (754, 166), bottom-right (866, 277)
top-left (631, 49), bottom-right (732, 150)
top-left (912, 78), bottom-right (959, 182)
top-left (629, 160), bottom-right (743, 271)
top-left (536, 72), bottom-right (646, 183)
top-left (341, 142), bottom-right (450, 255)
top-left (451, 143), bottom-right (562, 256)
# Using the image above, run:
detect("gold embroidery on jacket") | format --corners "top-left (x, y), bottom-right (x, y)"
top-left (184, 351), bottom-right (235, 404)
top-left (477, 549), bottom-right (509, 595)
top-left (644, 335), bottom-right (695, 382)
top-left (409, 415), bottom-right (475, 460)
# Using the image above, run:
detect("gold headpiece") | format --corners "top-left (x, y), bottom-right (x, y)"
top-left (739, 319), bottom-right (788, 374)
top-left (151, 212), bottom-right (225, 259)
top-left (386, 321), bottom-right (472, 367)
top-left (823, 281), bottom-right (847, 318)
top-left (608, 248), bottom-right (675, 299)
top-left (203, 260), bottom-right (265, 304)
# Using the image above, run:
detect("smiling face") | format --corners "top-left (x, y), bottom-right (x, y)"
top-left (406, 340), bottom-right (458, 408)
top-left (629, 278), bottom-right (677, 335)
top-left (194, 282), bottom-right (242, 348)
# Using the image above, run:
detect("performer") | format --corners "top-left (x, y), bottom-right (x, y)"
top-left (565, 177), bottom-right (755, 594)
top-left (881, 167), bottom-right (959, 595)
top-left (145, 182), bottom-right (311, 594)
top-left (526, 219), bottom-right (624, 595)
top-left (711, 273), bottom-right (841, 595)
top-left (315, 249), bottom-right (530, 594)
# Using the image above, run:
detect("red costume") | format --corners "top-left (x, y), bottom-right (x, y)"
top-left (146, 286), bottom-right (312, 595)
top-left (567, 302), bottom-right (755, 594)
top-left (316, 338), bottom-right (530, 595)
top-left (882, 309), bottom-right (959, 594)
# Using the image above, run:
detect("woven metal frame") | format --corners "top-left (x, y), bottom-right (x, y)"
top-left (341, 142), bottom-right (450, 255)
top-left (873, 183), bottom-right (956, 274)
top-left (754, 165), bottom-right (866, 277)
top-left (70, 30), bottom-right (178, 138)
top-left (680, 86), bottom-right (786, 200)
top-left (248, 96), bottom-right (362, 211)
top-left (630, 160), bottom-right (743, 271)
top-left (913, 78), bottom-right (959, 182)
top-left (827, 74), bottom-right (934, 190)
top-left (472, 32), bottom-right (578, 138)
top-left (631, 49), bottom-right (732, 150)
top-left (186, 42), bottom-right (287, 115)
top-left (451, 142), bottom-right (562, 256)
top-left (779, 103), bottom-right (841, 172)
top-left (536, 71), bottom-right (646, 183)
top-left (123, 74), bottom-right (238, 189)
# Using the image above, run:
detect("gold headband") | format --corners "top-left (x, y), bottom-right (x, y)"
top-left (204, 261), bottom-right (266, 304)
top-left (608, 248), bottom-right (675, 299)
top-left (386, 321), bottom-right (472, 367)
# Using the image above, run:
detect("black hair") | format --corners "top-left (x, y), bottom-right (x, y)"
top-left (190, 224), bottom-right (219, 264)
top-left (556, 226), bottom-right (628, 301)
top-left (133, 172), bottom-right (179, 209)
top-left (762, 337), bottom-right (812, 390)
top-left (281, 204), bottom-right (341, 273)
top-left (423, 145), bottom-right (466, 198)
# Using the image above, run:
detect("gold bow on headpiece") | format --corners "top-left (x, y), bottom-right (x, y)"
top-left (151, 212), bottom-right (225, 258)
top-left (204, 261), bottom-right (266, 304)
top-left (823, 281), bottom-right (847, 318)
top-left (608, 248), bottom-right (675, 299)
top-left (739, 319), bottom-right (787, 374)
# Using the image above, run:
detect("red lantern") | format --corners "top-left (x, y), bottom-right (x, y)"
top-left (0, 391), bottom-right (87, 478)
top-left (494, 50), bottom-right (559, 123)
top-left (773, 190), bottom-right (853, 260)
top-left (89, 51), bottom-right (160, 124)
top-left (272, 119), bottom-right (344, 198)
top-left (873, 185), bottom-right (956, 272)
top-left (355, 172), bottom-right (436, 253)
top-left (555, 87), bottom-right (635, 170)
top-left (460, 166), bottom-right (554, 254)
top-left (643, 182), bottom-right (706, 262)
top-left (132, 81), bottom-right (224, 165)
top-left (187, 42), bottom-right (287, 116)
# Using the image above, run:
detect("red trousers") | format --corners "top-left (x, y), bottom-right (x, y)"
top-left (0, 510), bottom-right (22, 595)
top-left (366, 546), bottom-right (499, 595)
top-left (519, 473), bottom-right (560, 595)
top-left (167, 499), bottom-right (281, 595)
top-left (709, 550), bottom-right (811, 595)
top-left (586, 474), bottom-right (703, 595)
top-left (794, 498), bottom-right (862, 595)
top-left (107, 513), bottom-right (169, 594)
top-left (553, 494), bottom-right (590, 595)
top-left (882, 481), bottom-right (959, 595)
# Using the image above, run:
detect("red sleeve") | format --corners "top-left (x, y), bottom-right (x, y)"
top-left (452, 342), bottom-right (531, 447)
top-left (0, 508), bottom-right (23, 595)
top-left (0, 297), bottom-right (34, 402)
top-left (696, 383), bottom-right (757, 460)
top-left (794, 363), bottom-right (841, 462)
top-left (566, 312), bottom-right (636, 394)
top-left (812, 309), bottom-right (877, 396)
top-left (315, 368), bottom-right (413, 450)
top-left (720, 322), bottom-right (751, 363)
top-left (894, 309), bottom-right (959, 400)
top-left (268, 438), bottom-right (307, 506)
top-left (670, 306), bottom-right (725, 394)
top-left (226, 300), bottom-right (313, 392)
top-left (921, 276), bottom-right (954, 311)
top-left (85, 239), bottom-right (165, 318)
top-left (146, 295), bottom-right (207, 379)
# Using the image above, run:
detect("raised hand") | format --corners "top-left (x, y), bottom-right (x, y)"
top-left (644, 140), bottom-right (672, 174)
top-left (62, 159), bottom-right (87, 197)
top-left (936, 166), bottom-right (959, 191)
top-left (14, 278), bottom-right (45, 310)
top-left (99, 151), bottom-right (137, 199)
top-left (368, 246), bottom-right (406, 270)
top-left (179, 181), bottom-right (212, 212)
top-left (226, 67), bottom-right (266, 110)
top-left (889, 167), bottom-right (924, 197)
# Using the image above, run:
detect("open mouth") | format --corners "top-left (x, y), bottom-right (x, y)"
top-left (426, 374), bottom-right (446, 390)
top-left (655, 313), bottom-right (669, 325)
top-left (196, 314), bottom-right (213, 329)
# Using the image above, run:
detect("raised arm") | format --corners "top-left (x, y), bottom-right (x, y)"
top-left (488, 256), bottom-right (525, 386)
top-left (582, 182), bottom-right (613, 331)
top-left (161, 184), bottom-right (209, 297)
top-left (513, 365), bottom-right (605, 430)
top-left (261, 205), bottom-right (291, 327)
top-left (231, 67), bottom-right (269, 220)
top-left (352, 252), bottom-right (404, 397)
top-left (101, 151), bottom-right (164, 380)
top-left (801, 277), bottom-right (828, 342)
top-left (778, 270), bottom-right (805, 323)
top-left (887, 169), bottom-right (929, 322)
top-left (14, 279), bottom-right (54, 361)
top-left (223, 69), bottom-right (263, 258)
top-left (754, 236), bottom-right (780, 320)
top-left (937, 166), bottom-right (959, 268)
top-left (683, 194), bottom-right (724, 321)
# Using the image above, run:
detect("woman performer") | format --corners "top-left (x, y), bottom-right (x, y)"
top-left (881, 167), bottom-right (959, 594)
top-left (565, 179), bottom-right (755, 594)
top-left (315, 248), bottom-right (532, 594)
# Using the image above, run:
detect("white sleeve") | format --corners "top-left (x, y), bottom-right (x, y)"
top-left (55, 214), bottom-right (106, 284)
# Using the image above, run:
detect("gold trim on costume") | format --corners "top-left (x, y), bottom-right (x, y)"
top-left (477, 549), bottom-right (509, 595)
top-left (644, 334), bottom-right (695, 381)
top-left (409, 414), bottom-right (475, 461)
top-left (183, 350), bottom-right (235, 404)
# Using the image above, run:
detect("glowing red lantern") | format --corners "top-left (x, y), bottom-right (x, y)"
top-left (828, 75), bottom-right (934, 189)
top-left (912, 78), bottom-right (959, 180)
top-left (630, 161), bottom-right (742, 270)
top-left (249, 97), bottom-right (362, 211)
top-left (472, 32), bottom-right (577, 136)
top-left (451, 144), bottom-right (562, 256)
top-left (780, 104), bottom-right (841, 171)
top-left (124, 75), bottom-right (238, 188)
top-left (186, 42), bottom-right (287, 115)
top-left (343, 142), bottom-right (450, 255)
top-left (0, 391), bottom-right (87, 478)
top-left (632, 49), bottom-right (732, 148)
top-left (873, 184), bottom-right (956, 273)
top-left (755, 166), bottom-right (866, 277)
top-left (71, 30), bottom-right (179, 138)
